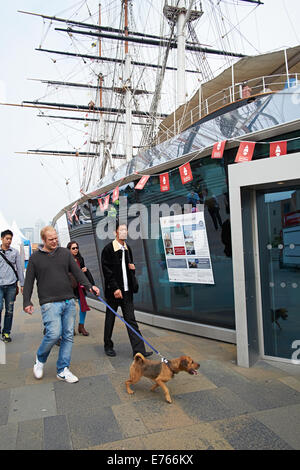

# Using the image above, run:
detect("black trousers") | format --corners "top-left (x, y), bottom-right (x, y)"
top-left (104, 292), bottom-right (146, 355)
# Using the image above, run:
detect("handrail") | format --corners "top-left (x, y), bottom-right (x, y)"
top-left (155, 73), bottom-right (299, 145)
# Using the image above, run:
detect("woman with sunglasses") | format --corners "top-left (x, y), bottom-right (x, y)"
top-left (67, 241), bottom-right (95, 336)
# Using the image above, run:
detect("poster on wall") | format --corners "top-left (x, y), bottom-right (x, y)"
top-left (160, 211), bottom-right (215, 284)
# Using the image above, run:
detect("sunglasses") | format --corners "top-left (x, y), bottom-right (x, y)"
top-left (71, 247), bottom-right (79, 250)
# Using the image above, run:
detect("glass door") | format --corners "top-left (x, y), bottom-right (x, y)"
top-left (256, 186), bottom-right (300, 361)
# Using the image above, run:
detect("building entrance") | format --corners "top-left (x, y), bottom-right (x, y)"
top-left (256, 186), bottom-right (300, 362)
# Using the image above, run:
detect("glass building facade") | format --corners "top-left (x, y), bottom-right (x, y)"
top-left (66, 126), bottom-right (300, 340)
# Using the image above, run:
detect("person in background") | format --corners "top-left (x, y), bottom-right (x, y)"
top-left (67, 241), bottom-right (95, 336)
top-left (101, 221), bottom-right (153, 358)
top-left (0, 229), bottom-right (24, 343)
top-left (187, 190), bottom-right (200, 208)
top-left (23, 226), bottom-right (99, 383)
top-left (242, 82), bottom-right (252, 99)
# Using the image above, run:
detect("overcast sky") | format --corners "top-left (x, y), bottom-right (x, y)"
top-left (1, 0), bottom-right (300, 231)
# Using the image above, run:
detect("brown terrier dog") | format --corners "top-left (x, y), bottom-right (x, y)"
top-left (125, 353), bottom-right (200, 403)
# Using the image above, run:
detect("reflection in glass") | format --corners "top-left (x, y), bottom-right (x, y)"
top-left (257, 187), bottom-right (300, 360)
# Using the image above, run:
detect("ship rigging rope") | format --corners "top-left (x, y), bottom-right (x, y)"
top-left (56, 0), bottom-right (88, 20)
top-left (34, 0), bottom-right (265, 193)
top-left (220, 1), bottom-right (260, 54)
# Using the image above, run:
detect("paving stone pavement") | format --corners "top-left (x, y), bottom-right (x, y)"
top-left (1, 292), bottom-right (300, 450)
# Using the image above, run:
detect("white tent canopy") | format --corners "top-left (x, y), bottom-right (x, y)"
top-left (11, 220), bottom-right (27, 249)
top-left (0, 212), bottom-right (11, 236)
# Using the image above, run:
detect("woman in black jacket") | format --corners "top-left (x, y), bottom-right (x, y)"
top-left (67, 241), bottom-right (95, 336)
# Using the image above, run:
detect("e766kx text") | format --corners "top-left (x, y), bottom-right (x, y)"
top-left (107, 454), bottom-right (194, 466)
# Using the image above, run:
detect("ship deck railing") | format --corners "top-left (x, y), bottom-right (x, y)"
top-left (156, 73), bottom-right (299, 144)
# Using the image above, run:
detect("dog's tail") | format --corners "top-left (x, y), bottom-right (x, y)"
top-left (134, 352), bottom-right (145, 363)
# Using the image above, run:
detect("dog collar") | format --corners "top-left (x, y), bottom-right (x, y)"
top-left (161, 357), bottom-right (175, 376)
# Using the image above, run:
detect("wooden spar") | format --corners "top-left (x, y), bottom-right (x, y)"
top-left (35, 48), bottom-right (200, 73)
top-left (124, 0), bottom-right (129, 55)
top-left (37, 114), bottom-right (99, 122)
top-left (29, 78), bottom-right (153, 94)
top-left (98, 3), bottom-right (102, 58)
top-left (1, 101), bottom-right (168, 118)
top-left (15, 151), bottom-right (97, 158)
top-left (18, 9), bottom-right (180, 42)
top-left (54, 27), bottom-right (247, 58)
top-left (37, 115), bottom-right (149, 125)
top-left (123, 0), bottom-right (132, 162)
top-left (16, 151), bottom-right (126, 159)
top-left (18, 9), bottom-right (249, 51)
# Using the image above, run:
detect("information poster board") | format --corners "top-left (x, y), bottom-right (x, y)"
top-left (160, 211), bottom-right (214, 284)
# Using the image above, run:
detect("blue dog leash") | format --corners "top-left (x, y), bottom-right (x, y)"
top-left (92, 291), bottom-right (164, 358)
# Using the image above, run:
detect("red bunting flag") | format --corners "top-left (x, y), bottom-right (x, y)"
top-left (179, 162), bottom-right (193, 184)
top-left (235, 142), bottom-right (255, 163)
top-left (112, 186), bottom-right (119, 202)
top-left (135, 175), bottom-right (150, 190)
top-left (270, 141), bottom-right (287, 158)
top-left (211, 140), bottom-right (226, 159)
top-left (160, 172), bottom-right (170, 192)
top-left (98, 194), bottom-right (110, 211)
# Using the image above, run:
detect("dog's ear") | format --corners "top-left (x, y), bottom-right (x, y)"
top-left (180, 358), bottom-right (188, 368)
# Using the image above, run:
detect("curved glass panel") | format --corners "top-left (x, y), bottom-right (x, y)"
top-left (96, 86), bottom-right (300, 189)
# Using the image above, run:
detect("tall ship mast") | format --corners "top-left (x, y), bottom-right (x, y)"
top-left (14, 0), bottom-right (261, 196)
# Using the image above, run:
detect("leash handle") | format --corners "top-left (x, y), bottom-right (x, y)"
top-left (94, 293), bottom-right (160, 355)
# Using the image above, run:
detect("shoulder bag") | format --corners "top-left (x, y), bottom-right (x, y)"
top-left (0, 250), bottom-right (19, 295)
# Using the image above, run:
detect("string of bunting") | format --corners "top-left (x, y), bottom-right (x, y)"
top-left (96, 136), bottom-right (299, 207)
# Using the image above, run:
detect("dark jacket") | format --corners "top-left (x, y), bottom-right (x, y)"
top-left (101, 240), bottom-right (135, 300)
top-left (72, 254), bottom-right (95, 298)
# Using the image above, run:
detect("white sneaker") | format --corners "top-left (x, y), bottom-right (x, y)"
top-left (33, 356), bottom-right (44, 379)
top-left (57, 367), bottom-right (79, 383)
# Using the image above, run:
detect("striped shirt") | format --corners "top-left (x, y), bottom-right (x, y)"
top-left (0, 246), bottom-right (24, 287)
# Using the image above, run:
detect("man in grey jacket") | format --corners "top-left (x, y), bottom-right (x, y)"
top-left (23, 226), bottom-right (99, 383)
top-left (0, 229), bottom-right (24, 343)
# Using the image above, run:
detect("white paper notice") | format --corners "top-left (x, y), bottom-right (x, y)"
top-left (160, 211), bottom-right (214, 284)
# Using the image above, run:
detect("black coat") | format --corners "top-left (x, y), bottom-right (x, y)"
top-left (101, 241), bottom-right (135, 300)
top-left (72, 254), bottom-right (95, 298)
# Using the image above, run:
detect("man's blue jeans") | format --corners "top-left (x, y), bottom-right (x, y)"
top-left (37, 299), bottom-right (76, 374)
top-left (0, 283), bottom-right (17, 335)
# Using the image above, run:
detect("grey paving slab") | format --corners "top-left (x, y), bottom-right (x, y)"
top-left (16, 418), bottom-right (43, 450)
top-left (18, 351), bottom-right (38, 369)
top-left (200, 360), bottom-right (300, 411)
top-left (112, 403), bottom-right (148, 438)
top-left (175, 387), bottom-right (255, 422)
top-left (225, 379), bottom-right (300, 411)
top-left (68, 407), bottom-right (123, 449)
top-left (264, 360), bottom-right (300, 377)
top-left (140, 326), bottom-right (169, 337)
top-left (0, 423), bottom-right (18, 450)
top-left (44, 415), bottom-right (72, 450)
top-left (0, 388), bottom-right (10, 425)
top-left (140, 423), bottom-right (233, 450)
top-left (8, 383), bottom-right (56, 423)
top-left (212, 415), bottom-right (292, 450)
top-left (105, 342), bottom-right (136, 370)
top-left (253, 404), bottom-right (300, 450)
top-left (199, 359), bottom-right (251, 388)
top-left (54, 374), bottom-right (121, 416)
top-left (4, 334), bottom-right (26, 354)
top-left (0, 367), bottom-right (27, 390)
top-left (69, 343), bottom-right (106, 362)
top-left (132, 398), bottom-right (194, 433)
